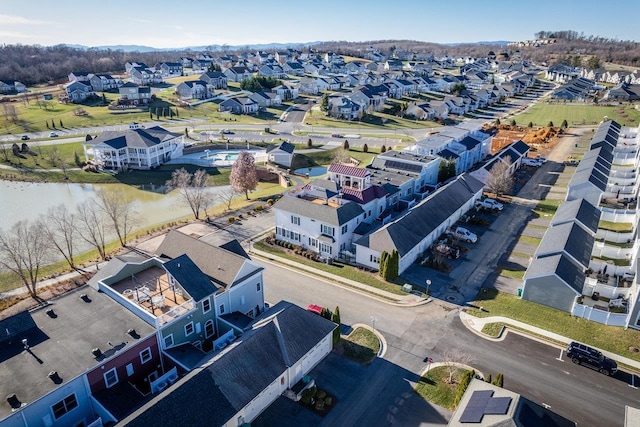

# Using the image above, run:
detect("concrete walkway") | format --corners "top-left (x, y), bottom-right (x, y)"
top-left (459, 311), bottom-right (640, 372)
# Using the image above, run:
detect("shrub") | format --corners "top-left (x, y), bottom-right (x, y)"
top-left (324, 396), bottom-right (333, 406)
top-left (255, 205), bottom-right (263, 211)
top-left (301, 387), bottom-right (315, 405)
top-left (314, 401), bottom-right (326, 411)
top-left (454, 370), bottom-right (475, 407)
top-left (228, 216), bottom-right (235, 223)
top-left (316, 389), bottom-right (327, 400)
top-left (492, 373), bottom-right (504, 388)
top-left (267, 199), bottom-right (274, 205)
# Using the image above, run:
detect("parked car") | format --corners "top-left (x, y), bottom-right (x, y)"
top-left (219, 129), bottom-right (233, 134)
top-left (475, 198), bottom-right (504, 211)
top-left (49, 132), bottom-right (58, 137)
top-left (566, 341), bottom-right (617, 376)
top-left (21, 135), bottom-right (30, 140)
top-left (535, 155), bottom-right (547, 163)
top-left (522, 157), bottom-right (542, 167)
top-left (306, 304), bottom-right (324, 315)
top-left (447, 226), bottom-right (477, 243)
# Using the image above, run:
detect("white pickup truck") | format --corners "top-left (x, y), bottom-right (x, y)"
top-left (475, 198), bottom-right (504, 211)
top-left (447, 226), bottom-right (478, 243)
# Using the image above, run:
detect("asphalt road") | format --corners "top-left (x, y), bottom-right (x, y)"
top-left (261, 260), bottom-right (640, 426)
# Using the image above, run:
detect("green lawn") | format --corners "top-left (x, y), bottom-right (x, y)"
top-left (340, 327), bottom-right (380, 364)
top-left (533, 199), bottom-right (562, 217)
top-left (467, 288), bottom-right (640, 363)
top-left (598, 220), bottom-right (633, 232)
top-left (497, 268), bottom-right (525, 280)
top-left (414, 366), bottom-right (467, 410)
top-left (254, 240), bottom-right (405, 295)
top-left (517, 235), bottom-right (542, 246)
top-left (513, 103), bottom-right (640, 127)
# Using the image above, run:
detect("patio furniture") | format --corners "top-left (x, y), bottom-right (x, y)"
top-left (152, 295), bottom-right (166, 308)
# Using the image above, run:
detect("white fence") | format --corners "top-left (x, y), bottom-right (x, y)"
top-left (592, 241), bottom-right (636, 261)
top-left (572, 303), bottom-right (628, 327)
top-left (595, 229), bottom-right (635, 243)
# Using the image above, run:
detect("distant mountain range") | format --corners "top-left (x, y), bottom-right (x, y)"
top-left (63, 40), bottom-right (510, 52)
top-left (63, 42), bottom-right (322, 53)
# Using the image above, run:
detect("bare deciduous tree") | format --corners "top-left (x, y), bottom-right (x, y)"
top-left (0, 220), bottom-right (49, 299)
top-left (47, 145), bottom-right (61, 168)
top-left (96, 188), bottom-right (139, 247)
top-left (216, 187), bottom-right (240, 212)
top-left (485, 155), bottom-right (513, 197)
top-left (166, 168), bottom-right (215, 219)
top-left (442, 347), bottom-right (474, 384)
top-left (76, 200), bottom-right (108, 260)
top-left (40, 204), bottom-right (77, 269)
top-left (331, 148), bottom-right (352, 164)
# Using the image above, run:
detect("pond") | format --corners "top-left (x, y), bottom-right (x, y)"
top-left (293, 166), bottom-right (328, 177)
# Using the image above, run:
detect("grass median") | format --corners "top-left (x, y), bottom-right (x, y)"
top-left (467, 288), bottom-right (640, 363)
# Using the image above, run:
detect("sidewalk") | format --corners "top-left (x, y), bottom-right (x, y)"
top-left (459, 311), bottom-right (640, 372)
top-left (249, 244), bottom-right (428, 307)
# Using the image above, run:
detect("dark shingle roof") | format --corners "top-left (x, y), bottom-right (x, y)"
top-left (163, 254), bottom-right (216, 302)
top-left (525, 253), bottom-right (585, 294)
top-left (536, 222), bottom-right (594, 267)
top-left (86, 126), bottom-right (179, 150)
top-left (361, 174), bottom-right (483, 256)
top-left (550, 198), bottom-right (600, 234)
top-left (458, 135), bottom-right (482, 150)
top-left (156, 230), bottom-right (260, 288)
top-left (119, 302), bottom-right (336, 427)
top-left (274, 196), bottom-right (363, 226)
top-left (328, 164), bottom-right (370, 178)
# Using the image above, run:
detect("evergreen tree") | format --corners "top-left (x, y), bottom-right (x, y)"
top-left (486, 374), bottom-right (492, 384)
top-left (343, 140), bottom-right (349, 150)
top-left (331, 306), bottom-right (341, 346)
top-left (438, 158), bottom-right (457, 183)
top-left (492, 373), bottom-right (504, 388)
top-left (59, 119), bottom-right (63, 128)
top-left (320, 94), bottom-right (328, 112)
top-left (320, 307), bottom-right (332, 320)
top-left (363, 143), bottom-right (368, 153)
top-left (387, 250), bottom-right (399, 281)
top-left (185, 127), bottom-right (189, 137)
top-left (307, 138), bottom-right (313, 148)
top-left (495, 118), bottom-right (501, 126)
top-left (74, 151), bottom-right (81, 167)
top-left (547, 121), bottom-right (554, 127)
top-left (510, 119), bottom-right (516, 126)
top-left (379, 251), bottom-right (389, 279)
top-left (561, 119), bottom-right (568, 128)
top-left (454, 370), bottom-right (475, 407)
top-left (381, 145), bottom-right (386, 153)
top-left (527, 122), bottom-right (533, 128)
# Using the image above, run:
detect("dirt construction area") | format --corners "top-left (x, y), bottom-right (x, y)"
top-left (488, 124), bottom-right (562, 158)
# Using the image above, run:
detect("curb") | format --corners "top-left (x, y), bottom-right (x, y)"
top-left (351, 323), bottom-right (387, 358)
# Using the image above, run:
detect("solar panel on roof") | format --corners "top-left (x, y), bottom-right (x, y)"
top-left (460, 390), bottom-right (493, 423)
top-left (383, 159), bottom-right (422, 173)
top-left (485, 396), bottom-right (512, 414)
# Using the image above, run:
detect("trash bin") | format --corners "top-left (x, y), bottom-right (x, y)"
top-left (517, 287), bottom-right (523, 297)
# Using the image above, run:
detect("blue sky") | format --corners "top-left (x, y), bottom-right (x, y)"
top-left (1, 0), bottom-right (638, 48)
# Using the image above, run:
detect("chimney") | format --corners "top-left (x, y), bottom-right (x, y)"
top-left (177, 263), bottom-right (181, 268)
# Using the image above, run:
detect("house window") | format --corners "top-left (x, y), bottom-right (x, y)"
top-left (185, 322), bottom-right (194, 337)
top-left (104, 368), bottom-right (119, 388)
top-left (341, 224), bottom-right (348, 235)
top-left (291, 215), bottom-right (300, 225)
top-left (126, 363), bottom-right (134, 377)
top-left (370, 254), bottom-right (380, 264)
top-left (257, 282), bottom-right (261, 292)
top-left (309, 237), bottom-right (317, 247)
top-left (164, 334), bottom-right (174, 348)
top-left (139, 347), bottom-right (152, 364)
top-left (219, 303), bottom-right (226, 314)
top-left (319, 243), bottom-right (332, 254)
top-left (52, 394), bottom-right (78, 419)
top-left (321, 224), bottom-right (335, 236)
top-left (202, 298), bottom-right (211, 314)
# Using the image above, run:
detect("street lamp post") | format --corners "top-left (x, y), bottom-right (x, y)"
top-left (426, 279), bottom-right (432, 296)
top-left (371, 316), bottom-right (378, 333)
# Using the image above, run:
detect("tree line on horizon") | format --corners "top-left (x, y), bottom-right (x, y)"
top-left (1, 30), bottom-right (639, 86)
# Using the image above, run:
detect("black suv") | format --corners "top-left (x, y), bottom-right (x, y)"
top-left (566, 341), bottom-right (617, 376)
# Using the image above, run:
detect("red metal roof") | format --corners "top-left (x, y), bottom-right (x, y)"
top-left (328, 163), bottom-right (370, 178)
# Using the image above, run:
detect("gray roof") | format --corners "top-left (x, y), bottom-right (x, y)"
top-left (0, 286), bottom-right (155, 420)
top-left (550, 198), bottom-right (600, 234)
top-left (459, 135), bottom-right (482, 150)
top-left (156, 230), bottom-right (260, 289)
top-left (164, 254), bottom-right (217, 302)
top-left (266, 140), bottom-right (294, 154)
top-left (536, 222), bottom-right (594, 267)
top-left (360, 174), bottom-right (483, 256)
top-left (525, 253), bottom-right (585, 294)
top-left (510, 140), bottom-right (530, 155)
top-left (274, 196), bottom-right (364, 226)
top-left (86, 126), bottom-right (180, 150)
top-left (119, 301), bottom-right (336, 427)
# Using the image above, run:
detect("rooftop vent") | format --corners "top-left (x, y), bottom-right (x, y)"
top-left (48, 371), bottom-right (62, 384)
top-left (6, 394), bottom-right (22, 410)
top-left (91, 348), bottom-right (102, 358)
top-left (46, 309), bottom-right (56, 318)
top-left (127, 328), bottom-right (140, 339)
top-left (80, 293), bottom-right (91, 303)
top-left (177, 263), bottom-right (181, 268)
